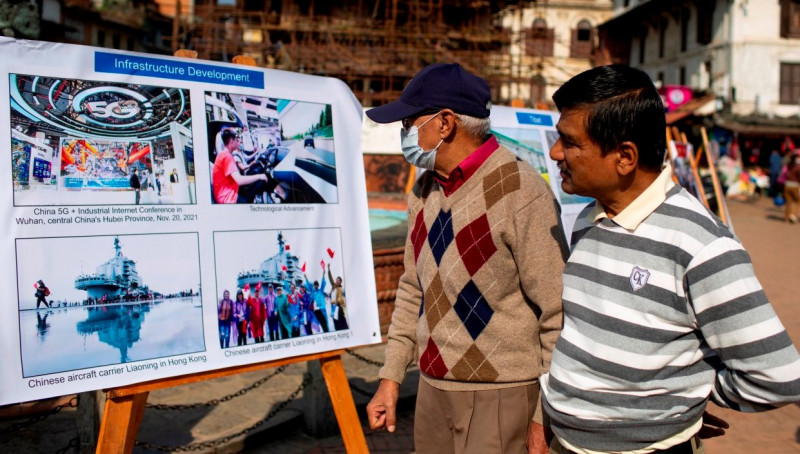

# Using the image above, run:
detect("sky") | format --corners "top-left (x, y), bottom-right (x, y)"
top-left (16, 233), bottom-right (201, 304)
top-left (278, 101), bottom-right (327, 138)
top-left (212, 227), bottom-right (343, 299)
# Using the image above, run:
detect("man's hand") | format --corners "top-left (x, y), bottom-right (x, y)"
top-left (366, 379), bottom-right (400, 432)
top-left (526, 421), bottom-right (550, 454)
top-left (698, 411), bottom-right (729, 439)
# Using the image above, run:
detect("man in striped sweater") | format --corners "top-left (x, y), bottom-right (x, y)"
top-left (365, 63), bottom-right (569, 454)
top-left (542, 65), bottom-right (800, 454)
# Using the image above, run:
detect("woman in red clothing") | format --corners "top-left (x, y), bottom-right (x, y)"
top-left (247, 285), bottom-right (267, 343)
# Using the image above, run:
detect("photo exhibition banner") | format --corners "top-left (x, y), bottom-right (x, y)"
top-left (489, 105), bottom-right (591, 235)
top-left (0, 38), bottom-right (380, 405)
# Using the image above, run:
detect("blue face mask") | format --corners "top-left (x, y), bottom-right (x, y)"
top-left (400, 112), bottom-right (443, 171)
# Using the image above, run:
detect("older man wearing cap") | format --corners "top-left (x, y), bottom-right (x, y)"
top-left (365, 63), bottom-right (569, 454)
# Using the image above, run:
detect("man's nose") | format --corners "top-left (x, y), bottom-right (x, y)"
top-left (549, 141), bottom-right (563, 161)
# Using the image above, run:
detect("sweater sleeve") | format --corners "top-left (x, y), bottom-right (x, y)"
top-left (378, 204), bottom-right (423, 384)
top-left (512, 186), bottom-right (569, 423)
top-left (687, 236), bottom-right (800, 411)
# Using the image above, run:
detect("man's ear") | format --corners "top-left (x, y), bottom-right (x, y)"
top-left (438, 109), bottom-right (457, 140)
top-left (616, 141), bottom-right (638, 176)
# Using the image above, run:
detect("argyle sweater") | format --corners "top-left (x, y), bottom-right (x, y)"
top-left (379, 146), bottom-right (568, 423)
top-left (542, 185), bottom-right (800, 451)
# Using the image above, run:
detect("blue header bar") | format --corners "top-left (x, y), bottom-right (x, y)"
top-left (515, 112), bottom-right (554, 127)
top-left (95, 52), bottom-right (264, 89)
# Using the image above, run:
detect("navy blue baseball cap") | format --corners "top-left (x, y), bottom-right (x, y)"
top-left (366, 63), bottom-right (491, 124)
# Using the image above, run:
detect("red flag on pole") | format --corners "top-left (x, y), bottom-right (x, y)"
top-left (285, 245), bottom-right (291, 251)
top-left (244, 283), bottom-right (250, 292)
top-left (282, 264), bottom-right (287, 271)
top-left (320, 259), bottom-right (325, 269)
top-left (327, 248), bottom-right (335, 258)
top-left (301, 262), bottom-right (306, 273)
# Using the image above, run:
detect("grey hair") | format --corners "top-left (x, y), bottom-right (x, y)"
top-left (456, 114), bottom-right (492, 140)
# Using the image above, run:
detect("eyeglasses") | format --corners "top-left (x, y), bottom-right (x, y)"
top-left (401, 110), bottom-right (440, 131)
top-left (401, 117), bottom-right (417, 131)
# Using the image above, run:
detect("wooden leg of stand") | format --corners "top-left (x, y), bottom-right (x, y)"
top-left (96, 391), bottom-right (149, 454)
top-left (319, 355), bottom-right (369, 454)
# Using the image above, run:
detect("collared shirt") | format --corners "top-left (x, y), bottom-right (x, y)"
top-left (585, 164), bottom-right (676, 230)
top-left (433, 135), bottom-right (499, 196)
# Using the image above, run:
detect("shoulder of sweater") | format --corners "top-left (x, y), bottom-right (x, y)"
top-left (488, 146), bottom-right (551, 191)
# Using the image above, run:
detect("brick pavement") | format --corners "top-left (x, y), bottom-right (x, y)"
top-left (700, 197), bottom-right (800, 454)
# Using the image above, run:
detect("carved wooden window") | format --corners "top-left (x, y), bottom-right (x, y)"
top-left (570, 20), bottom-right (594, 58)
top-left (781, 0), bottom-right (800, 38)
top-left (780, 63), bottom-right (800, 105)
top-left (526, 18), bottom-right (554, 57)
top-left (696, 2), bottom-right (715, 45)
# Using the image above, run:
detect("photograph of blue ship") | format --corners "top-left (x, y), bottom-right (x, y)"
top-left (236, 232), bottom-right (300, 289)
top-left (75, 237), bottom-right (150, 302)
top-left (17, 234), bottom-right (204, 377)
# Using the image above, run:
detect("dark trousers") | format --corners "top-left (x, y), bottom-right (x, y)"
top-left (314, 309), bottom-right (329, 332)
top-left (237, 322), bottom-right (247, 345)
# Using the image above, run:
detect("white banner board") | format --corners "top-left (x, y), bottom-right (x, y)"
top-left (0, 38), bottom-right (380, 405)
top-left (489, 105), bottom-right (591, 236)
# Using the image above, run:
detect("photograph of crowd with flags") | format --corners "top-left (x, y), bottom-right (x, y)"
top-left (205, 91), bottom-right (337, 204)
top-left (10, 74), bottom-right (196, 205)
top-left (213, 228), bottom-right (348, 348)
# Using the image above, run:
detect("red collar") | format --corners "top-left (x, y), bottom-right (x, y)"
top-left (434, 135), bottom-right (498, 196)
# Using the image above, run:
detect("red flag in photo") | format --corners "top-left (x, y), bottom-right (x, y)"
top-left (33, 282), bottom-right (37, 288)
top-left (256, 282), bottom-right (262, 291)
top-left (301, 262), bottom-right (306, 273)
top-left (320, 259), bottom-right (325, 269)
top-left (285, 244), bottom-right (291, 251)
top-left (282, 264), bottom-right (287, 271)
top-left (244, 283), bottom-right (250, 292)
top-left (327, 248), bottom-right (335, 258)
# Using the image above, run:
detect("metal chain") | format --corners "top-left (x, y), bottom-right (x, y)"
top-left (345, 348), bottom-right (384, 367)
top-left (135, 375), bottom-right (311, 452)
top-left (54, 436), bottom-right (79, 454)
top-left (146, 365), bottom-right (287, 410)
top-left (348, 381), bottom-right (377, 398)
top-left (0, 396), bottom-right (78, 435)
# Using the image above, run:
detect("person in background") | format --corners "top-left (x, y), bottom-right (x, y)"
top-left (212, 129), bottom-right (269, 203)
top-left (264, 284), bottom-right (280, 341)
top-left (35, 280), bottom-right (50, 310)
top-left (247, 284), bottom-right (267, 343)
top-left (783, 153), bottom-right (800, 223)
top-left (130, 168), bottom-right (141, 205)
top-left (276, 286), bottom-right (292, 340)
top-left (327, 263), bottom-right (348, 331)
top-left (768, 149), bottom-right (784, 198)
top-left (233, 289), bottom-right (248, 346)
top-left (305, 269), bottom-right (329, 333)
top-left (217, 290), bottom-right (233, 348)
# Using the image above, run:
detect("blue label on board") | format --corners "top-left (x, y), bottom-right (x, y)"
top-left (515, 112), bottom-right (553, 126)
top-left (95, 52), bottom-right (264, 89)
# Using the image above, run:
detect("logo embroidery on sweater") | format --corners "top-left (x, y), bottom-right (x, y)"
top-left (629, 266), bottom-right (650, 292)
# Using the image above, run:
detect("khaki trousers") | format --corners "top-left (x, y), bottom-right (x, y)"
top-left (414, 379), bottom-right (539, 454)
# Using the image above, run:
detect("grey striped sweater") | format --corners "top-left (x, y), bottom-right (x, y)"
top-left (542, 185), bottom-right (800, 451)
